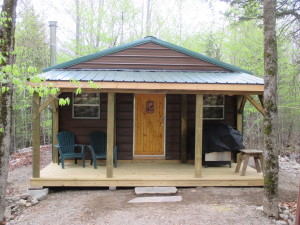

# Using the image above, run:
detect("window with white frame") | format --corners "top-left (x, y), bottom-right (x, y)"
top-left (203, 95), bottom-right (224, 120)
top-left (73, 93), bottom-right (100, 119)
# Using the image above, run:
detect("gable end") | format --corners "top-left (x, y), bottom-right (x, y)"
top-left (67, 42), bottom-right (231, 72)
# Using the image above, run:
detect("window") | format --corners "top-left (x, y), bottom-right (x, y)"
top-left (73, 93), bottom-right (100, 119)
top-left (203, 95), bottom-right (224, 120)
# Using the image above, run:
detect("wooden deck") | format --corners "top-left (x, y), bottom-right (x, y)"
top-left (30, 161), bottom-right (264, 187)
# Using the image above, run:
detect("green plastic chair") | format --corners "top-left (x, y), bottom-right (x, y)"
top-left (87, 131), bottom-right (117, 169)
top-left (55, 131), bottom-right (85, 169)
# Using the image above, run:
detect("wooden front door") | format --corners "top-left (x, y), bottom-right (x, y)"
top-left (134, 94), bottom-right (165, 156)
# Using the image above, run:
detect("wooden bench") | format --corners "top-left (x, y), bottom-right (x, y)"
top-left (235, 149), bottom-right (264, 176)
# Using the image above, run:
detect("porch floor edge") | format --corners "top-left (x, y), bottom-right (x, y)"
top-left (30, 162), bottom-right (264, 187)
top-left (30, 178), bottom-right (264, 187)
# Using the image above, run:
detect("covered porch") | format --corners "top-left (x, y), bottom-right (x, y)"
top-left (28, 37), bottom-right (266, 188)
top-left (30, 160), bottom-right (264, 187)
top-left (29, 77), bottom-right (265, 187)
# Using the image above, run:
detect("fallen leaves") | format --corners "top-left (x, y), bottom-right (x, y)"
top-left (9, 145), bottom-right (51, 171)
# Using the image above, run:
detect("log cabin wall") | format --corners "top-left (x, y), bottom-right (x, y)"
top-left (166, 94), bottom-right (181, 160)
top-left (67, 43), bottom-right (231, 72)
top-left (58, 93), bottom-right (237, 160)
top-left (58, 93), bottom-right (134, 160)
top-left (186, 95), bottom-right (237, 160)
top-left (58, 92), bottom-right (108, 145)
top-left (116, 93), bottom-right (134, 160)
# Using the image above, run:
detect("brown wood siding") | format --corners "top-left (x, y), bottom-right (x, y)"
top-left (166, 94), bottom-right (181, 160)
top-left (67, 43), bottom-right (230, 72)
top-left (58, 92), bottom-right (237, 161)
top-left (58, 92), bottom-right (107, 160)
top-left (186, 95), bottom-right (237, 160)
top-left (58, 93), bottom-right (134, 160)
top-left (116, 93), bottom-right (134, 159)
top-left (59, 92), bottom-right (107, 145)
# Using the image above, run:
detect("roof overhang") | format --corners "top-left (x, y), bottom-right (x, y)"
top-left (28, 80), bottom-right (264, 95)
top-left (28, 69), bottom-right (264, 95)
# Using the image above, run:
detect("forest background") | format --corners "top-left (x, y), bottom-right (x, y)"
top-left (11, 0), bottom-right (300, 154)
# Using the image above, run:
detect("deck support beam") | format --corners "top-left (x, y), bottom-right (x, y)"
top-left (32, 92), bottom-right (41, 178)
top-left (181, 94), bottom-right (187, 163)
top-left (52, 99), bottom-right (59, 163)
top-left (245, 95), bottom-right (265, 115)
top-left (195, 94), bottom-right (203, 178)
top-left (107, 93), bottom-right (115, 178)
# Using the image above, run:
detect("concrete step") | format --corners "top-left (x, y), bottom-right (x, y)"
top-left (135, 186), bottom-right (177, 195)
top-left (128, 196), bottom-right (182, 203)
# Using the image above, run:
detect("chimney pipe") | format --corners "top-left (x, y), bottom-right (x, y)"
top-left (49, 21), bottom-right (57, 66)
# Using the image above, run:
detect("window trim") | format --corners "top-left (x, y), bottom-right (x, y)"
top-left (72, 93), bottom-right (100, 119)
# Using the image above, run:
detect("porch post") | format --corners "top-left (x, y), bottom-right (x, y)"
top-left (181, 94), bottom-right (187, 163)
top-left (195, 94), bottom-right (203, 178)
top-left (52, 99), bottom-right (59, 163)
top-left (107, 93), bottom-right (115, 178)
top-left (32, 92), bottom-right (41, 178)
top-left (236, 96), bottom-right (243, 134)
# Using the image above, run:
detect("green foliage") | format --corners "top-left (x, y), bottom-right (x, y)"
top-left (15, 5), bottom-right (49, 70)
top-left (60, 0), bottom-right (139, 60)
top-left (59, 97), bottom-right (70, 106)
top-left (224, 1), bottom-right (300, 151)
top-left (7, 4), bottom-right (52, 149)
top-left (1, 86), bottom-right (9, 93)
top-left (0, 11), bottom-right (11, 27)
top-left (75, 88), bottom-right (82, 95)
top-left (88, 81), bottom-right (100, 89)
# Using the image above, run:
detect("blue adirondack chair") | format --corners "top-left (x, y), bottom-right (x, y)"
top-left (55, 131), bottom-right (86, 169)
top-left (87, 131), bottom-right (117, 169)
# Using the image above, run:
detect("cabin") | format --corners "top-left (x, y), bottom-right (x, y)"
top-left (28, 36), bottom-right (265, 187)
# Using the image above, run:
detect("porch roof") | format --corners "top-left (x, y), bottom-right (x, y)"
top-left (29, 69), bottom-right (264, 94)
top-left (40, 69), bottom-right (263, 85)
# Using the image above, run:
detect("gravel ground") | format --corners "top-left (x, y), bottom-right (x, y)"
top-left (4, 147), bottom-right (299, 225)
top-left (10, 187), bottom-right (274, 225)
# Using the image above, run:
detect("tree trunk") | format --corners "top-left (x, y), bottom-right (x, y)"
top-left (0, 0), bottom-right (18, 223)
top-left (263, 0), bottom-right (279, 218)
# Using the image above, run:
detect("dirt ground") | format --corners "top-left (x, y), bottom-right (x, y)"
top-left (4, 146), bottom-right (299, 225)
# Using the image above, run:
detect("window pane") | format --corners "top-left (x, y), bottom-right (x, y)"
top-left (204, 107), bottom-right (224, 119)
top-left (204, 95), bottom-right (224, 105)
top-left (74, 106), bottom-right (99, 118)
top-left (74, 93), bottom-right (100, 104)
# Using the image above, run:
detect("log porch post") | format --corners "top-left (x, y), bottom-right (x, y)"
top-left (107, 93), bottom-right (115, 178)
top-left (181, 94), bottom-right (187, 163)
top-left (195, 94), bottom-right (203, 178)
top-left (32, 92), bottom-right (41, 178)
top-left (52, 99), bottom-right (59, 163)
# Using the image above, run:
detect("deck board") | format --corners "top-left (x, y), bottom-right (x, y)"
top-left (30, 161), bottom-right (264, 187)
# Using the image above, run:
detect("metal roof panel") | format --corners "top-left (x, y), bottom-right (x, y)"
top-left (41, 70), bottom-right (264, 85)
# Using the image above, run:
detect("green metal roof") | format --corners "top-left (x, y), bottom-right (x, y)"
top-left (41, 69), bottom-right (263, 85)
top-left (43, 36), bottom-right (252, 74)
